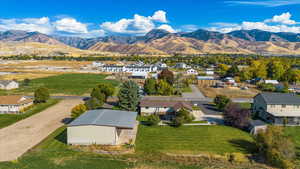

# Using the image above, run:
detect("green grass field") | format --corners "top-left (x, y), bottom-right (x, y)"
top-left (0, 99), bottom-right (60, 129)
top-left (0, 127), bottom-right (200, 169)
top-left (136, 125), bottom-right (256, 155)
top-left (285, 127), bottom-right (300, 156)
top-left (0, 73), bottom-right (119, 96)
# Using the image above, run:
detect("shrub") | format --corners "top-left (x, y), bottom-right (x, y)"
top-left (172, 116), bottom-right (185, 127)
top-left (71, 104), bottom-right (87, 119)
top-left (145, 114), bottom-right (160, 126)
top-left (176, 108), bottom-right (195, 123)
top-left (223, 103), bottom-right (250, 130)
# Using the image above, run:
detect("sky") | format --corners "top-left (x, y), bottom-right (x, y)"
top-left (0, 0), bottom-right (300, 37)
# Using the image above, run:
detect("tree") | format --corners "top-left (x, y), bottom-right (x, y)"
top-left (214, 95), bottom-right (231, 111)
top-left (144, 78), bottom-right (157, 95)
top-left (97, 83), bottom-right (115, 100)
top-left (145, 114), bottom-right (160, 126)
top-left (247, 60), bottom-right (267, 79)
top-left (118, 81), bottom-right (140, 111)
top-left (158, 69), bottom-right (174, 85)
top-left (217, 64), bottom-right (229, 77)
top-left (156, 80), bottom-right (174, 96)
top-left (267, 61), bottom-right (285, 80)
top-left (90, 87), bottom-right (105, 102)
top-left (23, 78), bottom-right (31, 86)
top-left (223, 103), bottom-right (250, 129)
top-left (34, 87), bottom-right (50, 103)
top-left (282, 69), bottom-right (300, 84)
top-left (85, 97), bottom-right (103, 110)
top-left (172, 116), bottom-right (185, 127)
top-left (71, 104), bottom-right (87, 119)
top-left (226, 65), bottom-right (239, 77)
top-left (255, 126), bottom-right (295, 169)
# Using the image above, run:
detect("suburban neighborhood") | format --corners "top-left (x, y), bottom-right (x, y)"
top-left (1, 1), bottom-right (300, 168)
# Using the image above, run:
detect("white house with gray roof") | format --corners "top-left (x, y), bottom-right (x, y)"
top-left (0, 80), bottom-right (19, 90)
top-left (67, 109), bottom-right (138, 145)
top-left (253, 93), bottom-right (300, 125)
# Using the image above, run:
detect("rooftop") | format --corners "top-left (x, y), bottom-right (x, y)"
top-left (0, 96), bottom-right (32, 105)
top-left (69, 109), bottom-right (137, 129)
top-left (0, 80), bottom-right (17, 86)
top-left (140, 100), bottom-right (193, 110)
top-left (258, 92), bottom-right (300, 105)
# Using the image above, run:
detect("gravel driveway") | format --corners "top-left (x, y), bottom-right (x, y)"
top-left (0, 99), bottom-right (82, 162)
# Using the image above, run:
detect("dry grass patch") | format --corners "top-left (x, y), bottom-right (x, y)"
top-left (199, 86), bottom-right (259, 98)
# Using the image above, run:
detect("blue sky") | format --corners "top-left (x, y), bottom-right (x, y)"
top-left (0, 0), bottom-right (300, 37)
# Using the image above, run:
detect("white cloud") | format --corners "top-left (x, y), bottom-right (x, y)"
top-left (54, 18), bottom-right (88, 34)
top-left (100, 10), bottom-right (171, 35)
top-left (157, 24), bottom-right (177, 33)
top-left (208, 12), bottom-right (300, 33)
top-left (0, 17), bottom-right (53, 34)
top-left (225, 0), bottom-right (300, 7)
top-left (150, 10), bottom-right (168, 23)
top-left (264, 12), bottom-right (296, 25)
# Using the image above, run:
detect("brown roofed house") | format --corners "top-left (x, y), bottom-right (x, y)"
top-left (0, 96), bottom-right (33, 114)
top-left (139, 99), bottom-right (193, 120)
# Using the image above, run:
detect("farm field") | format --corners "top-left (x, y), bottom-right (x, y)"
top-left (0, 99), bottom-right (60, 129)
top-left (0, 73), bottom-right (119, 96)
top-left (136, 125), bottom-right (256, 155)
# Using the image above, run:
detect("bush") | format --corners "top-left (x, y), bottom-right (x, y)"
top-left (85, 97), bottom-right (103, 110)
top-left (226, 153), bottom-right (248, 163)
top-left (172, 116), bottom-right (185, 127)
top-left (258, 83), bottom-right (276, 92)
top-left (214, 95), bottom-right (231, 111)
top-left (71, 104), bottom-right (87, 119)
top-left (145, 114), bottom-right (160, 126)
top-left (34, 87), bottom-right (50, 103)
top-left (176, 108), bottom-right (195, 123)
top-left (255, 126), bottom-right (296, 169)
top-left (223, 103), bottom-right (250, 130)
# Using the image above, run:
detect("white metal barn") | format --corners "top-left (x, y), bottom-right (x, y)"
top-left (67, 109), bottom-right (138, 145)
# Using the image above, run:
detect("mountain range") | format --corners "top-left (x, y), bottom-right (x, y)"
top-left (2, 29), bottom-right (300, 56)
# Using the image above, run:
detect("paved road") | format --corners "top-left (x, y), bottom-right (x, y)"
top-left (0, 99), bottom-right (82, 162)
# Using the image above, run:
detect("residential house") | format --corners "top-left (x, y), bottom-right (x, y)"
top-left (175, 63), bottom-right (188, 69)
top-left (186, 68), bottom-right (198, 75)
top-left (253, 93), bottom-right (300, 125)
top-left (68, 109), bottom-right (138, 145)
top-left (0, 80), bottom-right (19, 90)
top-left (140, 100), bottom-right (193, 120)
top-left (205, 71), bottom-right (214, 75)
top-left (0, 96), bottom-right (33, 114)
top-left (264, 80), bottom-right (279, 85)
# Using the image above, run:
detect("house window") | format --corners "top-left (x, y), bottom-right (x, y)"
top-left (270, 105), bottom-right (275, 108)
top-left (145, 107), bottom-right (149, 109)
top-left (282, 105), bottom-right (286, 108)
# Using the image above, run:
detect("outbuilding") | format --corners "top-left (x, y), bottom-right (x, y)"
top-left (67, 109), bottom-right (138, 145)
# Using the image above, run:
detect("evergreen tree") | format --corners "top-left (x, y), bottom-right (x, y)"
top-left (118, 81), bottom-right (140, 111)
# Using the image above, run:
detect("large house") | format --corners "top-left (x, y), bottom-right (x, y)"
top-left (0, 96), bottom-right (33, 114)
top-left (67, 109), bottom-right (138, 145)
top-left (0, 80), bottom-right (19, 90)
top-left (253, 93), bottom-right (300, 125)
top-left (140, 100), bottom-right (193, 120)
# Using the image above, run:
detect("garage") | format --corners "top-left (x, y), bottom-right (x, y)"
top-left (67, 109), bottom-right (138, 145)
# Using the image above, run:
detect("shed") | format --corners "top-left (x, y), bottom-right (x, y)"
top-left (68, 109), bottom-right (138, 145)
top-left (249, 120), bottom-right (267, 135)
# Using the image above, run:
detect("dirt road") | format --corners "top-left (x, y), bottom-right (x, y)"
top-left (0, 99), bottom-right (82, 162)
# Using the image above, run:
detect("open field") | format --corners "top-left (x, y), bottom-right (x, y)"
top-left (0, 73), bottom-right (119, 96)
top-left (199, 86), bottom-right (259, 98)
top-left (0, 99), bottom-right (60, 129)
top-left (136, 125), bottom-right (256, 155)
top-left (0, 127), bottom-right (199, 169)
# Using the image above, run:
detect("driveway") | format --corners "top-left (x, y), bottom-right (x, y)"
top-left (0, 99), bottom-right (82, 162)
top-left (182, 85), bottom-right (206, 100)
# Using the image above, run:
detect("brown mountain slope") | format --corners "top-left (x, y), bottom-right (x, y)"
top-left (89, 42), bottom-right (166, 55)
top-left (0, 42), bottom-right (111, 57)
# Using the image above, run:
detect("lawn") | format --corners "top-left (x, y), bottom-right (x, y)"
top-left (0, 73), bottom-right (119, 96)
top-left (136, 125), bottom-right (256, 155)
top-left (0, 127), bottom-right (200, 169)
top-left (285, 127), bottom-right (300, 156)
top-left (0, 99), bottom-right (60, 129)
